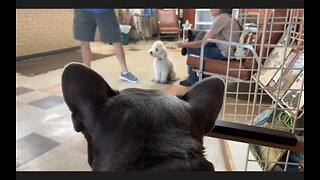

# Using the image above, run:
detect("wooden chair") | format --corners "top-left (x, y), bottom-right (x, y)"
top-left (156, 9), bottom-right (181, 40)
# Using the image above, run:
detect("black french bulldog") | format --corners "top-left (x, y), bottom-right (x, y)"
top-left (61, 63), bottom-right (224, 171)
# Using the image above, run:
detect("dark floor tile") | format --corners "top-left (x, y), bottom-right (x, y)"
top-left (28, 95), bottom-right (65, 110)
top-left (16, 87), bottom-right (34, 96)
top-left (16, 133), bottom-right (60, 168)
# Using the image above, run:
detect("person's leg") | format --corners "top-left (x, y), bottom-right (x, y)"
top-left (80, 41), bottom-right (92, 67)
top-left (180, 46), bottom-right (226, 86)
top-left (197, 46), bottom-right (226, 80)
top-left (95, 11), bottom-right (125, 71)
top-left (187, 66), bottom-right (199, 83)
top-left (95, 10), bottom-right (138, 83)
top-left (181, 30), bottom-right (196, 56)
top-left (204, 45), bottom-right (227, 60)
top-left (180, 31), bottom-right (218, 86)
top-left (179, 47), bottom-right (201, 86)
top-left (186, 47), bottom-right (201, 83)
top-left (112, 42), bottom-right (128, 72)
top-left (73, 9), bottom-right (97, 67)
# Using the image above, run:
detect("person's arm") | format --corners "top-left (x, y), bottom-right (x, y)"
top-left (177, 31), bottom-right (216, 48)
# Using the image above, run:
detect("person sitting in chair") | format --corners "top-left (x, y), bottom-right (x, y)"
top-left (176, 9), bottom-right (241, 86)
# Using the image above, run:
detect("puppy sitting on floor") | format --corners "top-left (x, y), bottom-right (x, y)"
top-left (149, 41), bottom-right (176, 83)
top-left (62, 63), bottom-right (225, 171)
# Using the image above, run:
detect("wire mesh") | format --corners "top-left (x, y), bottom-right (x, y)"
top-left (226, 9), bottom-right (304, 171)
top-left (196, 9), bottom-right (304, 171)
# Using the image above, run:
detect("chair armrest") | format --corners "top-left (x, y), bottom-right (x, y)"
top-left (208, 120), bottom-right (304, 152)
top-left (198, 39), bottom-right (261, 81)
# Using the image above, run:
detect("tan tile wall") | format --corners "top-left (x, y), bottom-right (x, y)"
top-left (16, 9), bottom-right (85, 57)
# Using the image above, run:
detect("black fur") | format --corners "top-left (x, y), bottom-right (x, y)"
top-left (181, 30), bottom-right (214, 56)
top-left (61, 63), bottom-right (225, 171)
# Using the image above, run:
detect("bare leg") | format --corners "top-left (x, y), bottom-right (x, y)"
top-left (112, 42), bottom-right (128, 73)
top-left (80, 41), bottom-right (92, 67)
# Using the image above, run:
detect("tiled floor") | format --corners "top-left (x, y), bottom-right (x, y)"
top-left (16, 40), bottom-right (252, 171)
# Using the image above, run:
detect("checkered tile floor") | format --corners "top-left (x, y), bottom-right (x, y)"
top-left (16, 41), bottom-right (233, 171)
top-left (16, 83), bottom-right (91, 171)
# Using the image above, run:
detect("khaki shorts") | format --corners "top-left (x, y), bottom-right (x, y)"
top-left (73, 9), bottom-right (122, 43)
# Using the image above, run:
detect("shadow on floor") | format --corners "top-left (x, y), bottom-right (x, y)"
top-left (16, 51), bottom-right (114, 76)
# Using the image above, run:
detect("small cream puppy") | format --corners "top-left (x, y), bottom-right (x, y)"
top-left (148, 41), bottom-right (176, 83)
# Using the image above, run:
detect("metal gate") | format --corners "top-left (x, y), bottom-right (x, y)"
top-left (197, 9), bottom-right (304, 171)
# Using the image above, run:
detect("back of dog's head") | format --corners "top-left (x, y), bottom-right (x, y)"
top-left (62, 63), bottom-right (225, 171)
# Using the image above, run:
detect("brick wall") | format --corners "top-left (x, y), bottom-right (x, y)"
top-left (16, 9), bottom-right (82, 57)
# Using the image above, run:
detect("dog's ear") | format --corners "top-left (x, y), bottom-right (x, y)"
top-left (160, 47), bottom-right (168, 60)
top-left (61, 63), bottom-right (118, 133)
top-left (180, 77), bottom-right (225, 134)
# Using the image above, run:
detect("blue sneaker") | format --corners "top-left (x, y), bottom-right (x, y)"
top-left (120, 72), bottom-right (138, 83)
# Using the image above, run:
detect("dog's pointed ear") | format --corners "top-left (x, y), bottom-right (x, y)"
top-left (180, 77), bottom-right (225, 134)
top-left (61, 63), bottom-right (118, 132)
top-left (160, 47), bottom-right (168, 60)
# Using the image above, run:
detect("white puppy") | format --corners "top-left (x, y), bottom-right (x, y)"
top-left (148, 41), bottom-right (176, 84)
